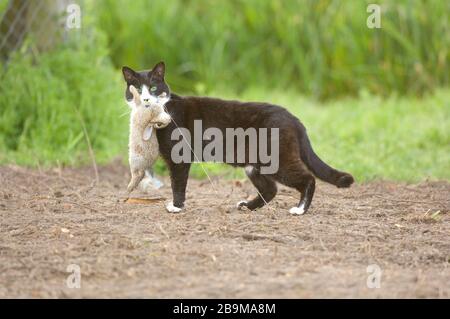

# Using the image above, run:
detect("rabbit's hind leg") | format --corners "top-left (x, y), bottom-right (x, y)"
top-left (127, 169), bottom-right (145, 193)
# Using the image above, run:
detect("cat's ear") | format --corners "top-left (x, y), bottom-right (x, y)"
top-left (122, 66), bottom-right (138, 83)
top-left (150, 61), bottom-right (165, 79)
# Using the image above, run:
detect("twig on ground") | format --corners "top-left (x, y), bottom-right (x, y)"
top-left (239, 232), bottom-right (287, 244)
top-left (158, 224), bottom-right (170, 239)
top-left (74, 107), bottom-right (99, 184)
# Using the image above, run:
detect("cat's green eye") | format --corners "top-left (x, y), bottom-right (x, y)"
top-left (150, 86), bottom-right (157, 92)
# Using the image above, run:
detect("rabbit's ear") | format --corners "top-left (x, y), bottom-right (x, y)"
top-left (129, 85), bottom-right (142, 106)
top-left (129, 85), bottom-right (138, 95)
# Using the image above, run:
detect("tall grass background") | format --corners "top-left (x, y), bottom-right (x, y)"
top-left (96, 0), bottom-right (449, 98)
top-left (0, 0), bottom-right (449, 182)
top-left (0, 2), bottom-right (128, 166)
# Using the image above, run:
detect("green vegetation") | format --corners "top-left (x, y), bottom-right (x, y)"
top-left (2, 75), bottom-right (448, 182)
top-left (0, 0), bottom-right (7, 12)
top-left (187, 88), bottom-right (450, 182)
top-left (0, 25), bottom-right (128, 166)
top-left (0, 0), bottom-right (449, 182)
top-left (95, 0), bottom-right (449, 99)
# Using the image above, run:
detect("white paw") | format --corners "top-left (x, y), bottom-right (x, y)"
top-left (236, 200), bottom-right (248, 209)
top-left (166, 201), bottom-right (182, 213)
top-left (289, 204), bottom-right (305, 215)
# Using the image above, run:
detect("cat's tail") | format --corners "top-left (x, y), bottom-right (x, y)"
top-left (298, 126), bottom-right (354, 188)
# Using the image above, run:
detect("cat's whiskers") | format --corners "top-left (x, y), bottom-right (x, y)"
top-left (119, 109), bottom-right (131, 118)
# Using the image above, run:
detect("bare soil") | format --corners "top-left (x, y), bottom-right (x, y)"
top-left (0, 162), bottom-right (449, 298)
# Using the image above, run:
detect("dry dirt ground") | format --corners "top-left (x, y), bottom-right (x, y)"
top-left (0, 163), bottom-right (449, 298)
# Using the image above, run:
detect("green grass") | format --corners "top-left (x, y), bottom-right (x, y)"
top-left (0, 0), bottom-right (7, 12)
top-left (186, 88), bottom-right (450, 182)
top-left (0, 17), bottom-right (128, 166)
top-left (1, 65), bottom-right (448, 182)
top-left (93, 0), bottom-right (450, 99)
top-left (0, 0), bottom-right (449, 182)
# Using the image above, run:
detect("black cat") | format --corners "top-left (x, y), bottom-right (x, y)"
top-left (122, 62), bottom-right (354, 215)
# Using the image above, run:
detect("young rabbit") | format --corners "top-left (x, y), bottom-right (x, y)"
top-left (127, 84), bottom-right (171, 193)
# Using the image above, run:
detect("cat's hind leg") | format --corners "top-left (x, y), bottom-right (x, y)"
top-left (274, 162), bottom-right (315, 215)
top-left (127, 169), bottom-right (145, 193)
top-left (237, 166), bottom-right (277, 210)
top-left (288, 177), bottom-right (315, 215)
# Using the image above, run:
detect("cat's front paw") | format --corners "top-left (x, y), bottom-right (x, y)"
top-left (166, 201), bottom-right (183, 213)
top-left (289, 204), bottom-right (306, 215)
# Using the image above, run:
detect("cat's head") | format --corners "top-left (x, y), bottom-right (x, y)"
top-left (122, 61), bottom-right (170, 108)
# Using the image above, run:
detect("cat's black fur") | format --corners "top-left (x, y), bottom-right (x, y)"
top-left (122, 62), bottom-right (354, 214)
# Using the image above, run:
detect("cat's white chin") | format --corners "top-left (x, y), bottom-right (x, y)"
top-left (166, 201), bottom-right (182, 213)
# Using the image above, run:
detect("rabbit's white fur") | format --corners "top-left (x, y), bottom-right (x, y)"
top-left (127, 85), bottom-right (171, 193)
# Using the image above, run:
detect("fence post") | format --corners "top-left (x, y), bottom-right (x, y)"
top-left (0, 0), bottom-right (28, 61)
top-left (0, 0), bottom-right (71, 62)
